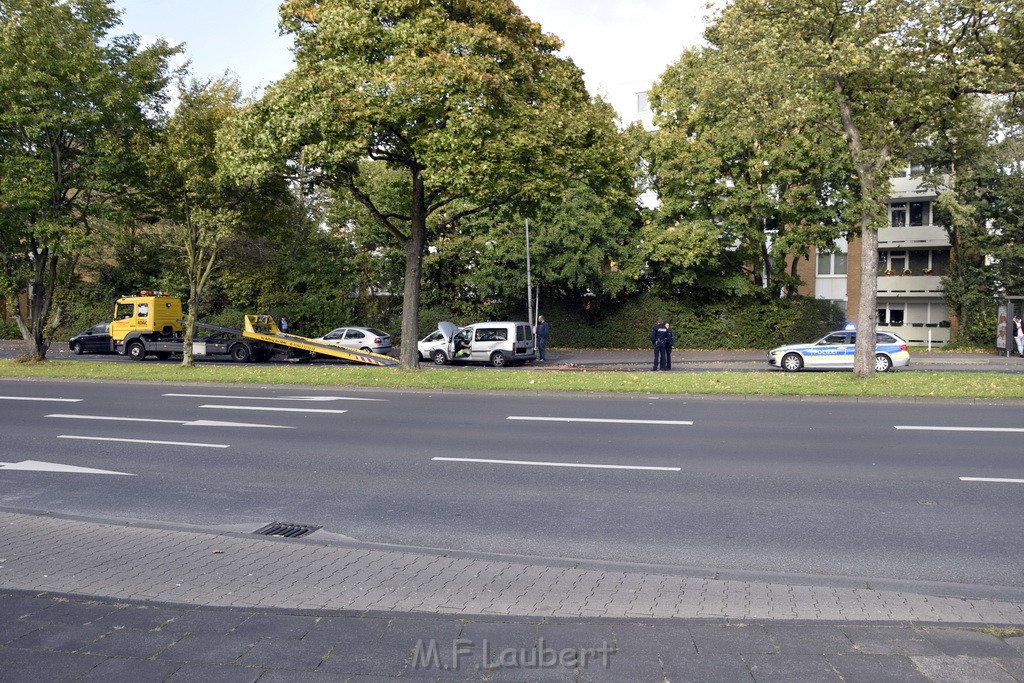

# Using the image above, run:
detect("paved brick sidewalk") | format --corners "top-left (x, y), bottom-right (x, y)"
top-left (2, 510), bottom-right (1022, 624)
top-left (3, 510), bottom-right (1024, 681)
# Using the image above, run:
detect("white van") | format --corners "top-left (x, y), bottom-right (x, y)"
top-left (418, 321), bottom-right (536, 367)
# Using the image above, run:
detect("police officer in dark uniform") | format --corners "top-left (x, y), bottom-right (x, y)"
top-left (664, 322), bottom-right (675, 370)
top-left (650, 319), bottom-right (671, 371)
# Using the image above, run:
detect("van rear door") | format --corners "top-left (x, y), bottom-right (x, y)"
top-left (515, 323), bottom-right (534, 355)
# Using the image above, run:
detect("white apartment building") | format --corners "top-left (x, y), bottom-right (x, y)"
top-left (801, 167), bottom-right (953, 345)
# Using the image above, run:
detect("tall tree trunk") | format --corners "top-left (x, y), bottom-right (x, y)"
top-left (399, 172), bottom-right (426, 370)
top-left (834, 80), bottom-right (882, 378)
top-left (24, 246), bottom-right (58, 361)
top-left (853, 213), bottom-right (879, 377)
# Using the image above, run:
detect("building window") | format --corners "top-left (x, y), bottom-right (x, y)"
top-left (817, 251), bottom-right (848, 276)
top-left (636, 91), bottom-right (649, 113)
top-left (890, 203), bottom-right (907, 227)
top-left (878, 305), bottom-right (907, 325)
top-left (909, 201), bottom-right (930, 226)
top-left (879, 250), bottom-right (908, 274)
top-left (909, 250), bottom-right (929, 274)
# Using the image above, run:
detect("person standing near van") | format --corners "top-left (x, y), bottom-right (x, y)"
top-left (536, 315), bottom-right (548, 361)
top-left (650, 319), bottom-right (670, 371)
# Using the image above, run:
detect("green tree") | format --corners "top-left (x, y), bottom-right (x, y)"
top-left (705, 0), bottom-right (1024, 376)
top-left (0, 0), bottom-right (178, 359)
top-left (926, 99), bottom-right (1024, 342)
top-left (221, 0), bottom-right (628, 368)
top-left (148, 77), bottom-right (293, 366)
top-left (650, 47), bottom-right (857, 300)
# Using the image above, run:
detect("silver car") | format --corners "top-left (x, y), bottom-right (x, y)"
top-left (313, 327), bottom-right (392, 354)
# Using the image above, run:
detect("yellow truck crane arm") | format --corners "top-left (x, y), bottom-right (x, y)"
top-left (242, 315), bottom-right (399, 367)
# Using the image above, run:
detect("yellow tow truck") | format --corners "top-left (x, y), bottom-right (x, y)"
top-left (109, 291), bottom-right (399, 366)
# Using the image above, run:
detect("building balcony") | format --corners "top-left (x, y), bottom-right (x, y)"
top-left (888, 175), bottom-right (938, 198)
top-left (880, 323), bottom-right (950, 346)
top-left (877, 224), bottom-right (949, 248)
top-left (877, 275), bottom-right (944, 297)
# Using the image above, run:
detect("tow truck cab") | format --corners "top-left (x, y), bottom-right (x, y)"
top-left (109, 291), bottom-right (183, 352)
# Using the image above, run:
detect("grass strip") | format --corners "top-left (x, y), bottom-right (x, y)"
top-left (1, 359), bottom-right (1022, 399)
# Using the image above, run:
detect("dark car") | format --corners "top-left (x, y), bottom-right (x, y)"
top-left (69, 322), bottom-right (113, 355)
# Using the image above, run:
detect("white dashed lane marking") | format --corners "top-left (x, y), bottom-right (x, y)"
top-left (432, 457), bottom-right (681, 472)
top-left (507, 416), bottom-right (693, 425)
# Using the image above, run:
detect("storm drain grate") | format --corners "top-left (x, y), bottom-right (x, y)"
top-left (253, 522), bottom-right (321, 539)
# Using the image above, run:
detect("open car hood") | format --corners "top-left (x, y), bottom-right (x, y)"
top-left (437, 321), bottom-right (459, 341)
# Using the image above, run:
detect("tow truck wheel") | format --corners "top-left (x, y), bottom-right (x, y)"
top-left (127, 341), bottom-right (147, 361)
top-left (781, 353), bottom-right (802, 372)
top-left (432, 349), bottom-right (448, 365)
top-left (490, 351), bottom-right (507, 368)
top-left (230, 344), bottom-right (251, 363)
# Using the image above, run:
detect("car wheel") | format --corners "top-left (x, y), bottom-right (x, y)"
top-left (432, 349), bottom-right (448, 365)
top-left (230, 344), bottom-right (251, 363)
top-left (71, 342), bottom-right (83, 355)
top-left (360, 347), bottom-right (372, 353)
top-left (781, 353), bottom-right (803, 372)
top-left (874, 353), bottom-right (892, 372)
top-left (490, 351), bottom-right (507, 368)
top-left (127, 341), bottom-right (147, 361)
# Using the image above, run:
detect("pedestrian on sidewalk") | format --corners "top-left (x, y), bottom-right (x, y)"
top-left (1013, 315), bottom-right (1024, 356)
top-left (536, 314), bottom-right (548, 361)
top-left (650, 318), bottom-right (670, 371)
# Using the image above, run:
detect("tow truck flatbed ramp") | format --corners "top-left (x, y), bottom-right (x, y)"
top-left (242, 315), bottom-right (400, 367)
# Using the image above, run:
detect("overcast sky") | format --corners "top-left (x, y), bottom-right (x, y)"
top-left (113, 0), bottom-right (716, 121)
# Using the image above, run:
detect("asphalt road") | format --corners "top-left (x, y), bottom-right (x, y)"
top-left (2, 379), bottom-right (1022, 595)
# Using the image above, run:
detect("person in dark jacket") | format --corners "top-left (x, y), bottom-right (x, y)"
top-left (536, 315), bottom-right (549, 361)
top-left (664, 322), bottom-right (675, 370)
top-left (650, 319), bottom-right (671, 371)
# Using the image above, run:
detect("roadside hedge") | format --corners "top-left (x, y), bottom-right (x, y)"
top-left (536, 295), bottom-right (846, 350)
top-left (416, 295), bottom-right (845, 350)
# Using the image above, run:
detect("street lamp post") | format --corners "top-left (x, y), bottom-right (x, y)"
top-left (525, 219), bottom-right (534, 328)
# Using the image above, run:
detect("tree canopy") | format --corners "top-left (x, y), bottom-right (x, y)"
top-left (0, 0), bottom-right (178, 358)
top-left (700, 0), bottom-right (1024, 375)
top-left (222, 0), bottom-right (631, 368)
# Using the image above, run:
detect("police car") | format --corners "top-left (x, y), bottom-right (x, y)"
top-left (767, 326), bottom-right (910, 372)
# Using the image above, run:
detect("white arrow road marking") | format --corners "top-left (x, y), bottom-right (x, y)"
top-left (960, 477), bottom-right (1024, 484)
top-left (58, 435), bottom-right (230, 449)
top-left (0, 396), bottom-right (82, 402)
top-left (163, 393), bottom-right (385, 402)
top-left (896, 425), bottom-right (1024, 433)
top-left (199, 405), bottom-right (349, 414)
top-left (432, 457), bottom-right (681, 472)
top-left (45, 414), bottom-right (293, 429)
top-left (0, 460), bottom-right (134, 476)
top-left (507, 416), bottom-right (694, 426)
